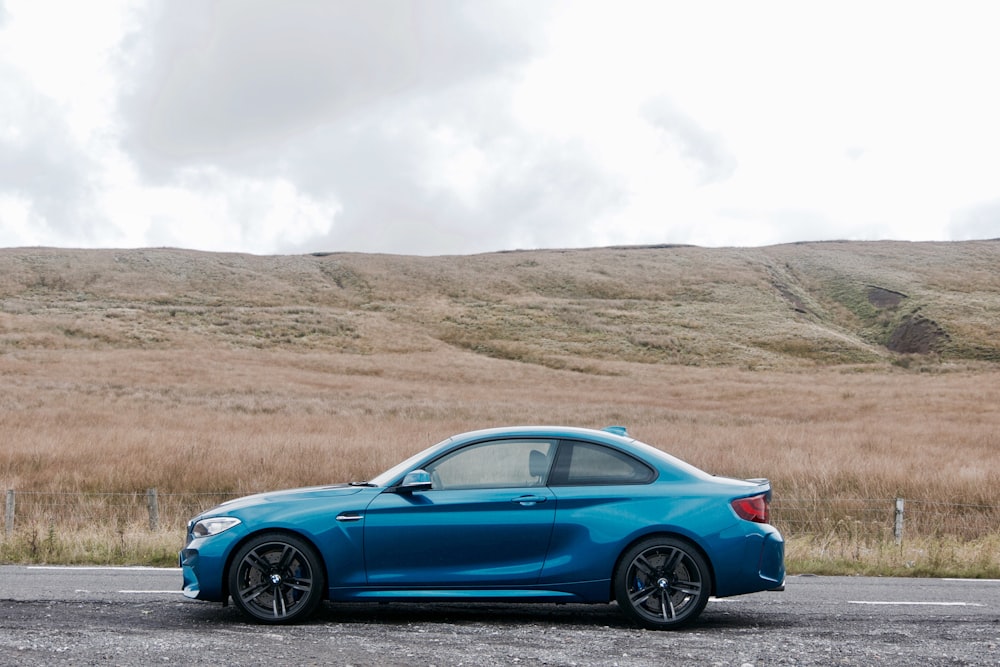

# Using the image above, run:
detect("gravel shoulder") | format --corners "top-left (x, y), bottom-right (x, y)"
top-left (1, 573), bottom-right (998, 666)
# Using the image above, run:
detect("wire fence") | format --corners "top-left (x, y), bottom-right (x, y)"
top-left (771, 496), bottom-right (1000, 542)
top-left (3, 489), bottom-right (999, 543)
top-left (2, 489), bottom-right (238, 536)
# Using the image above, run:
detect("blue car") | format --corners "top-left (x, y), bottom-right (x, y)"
top-left (180, 426), bottom-right (784, 629)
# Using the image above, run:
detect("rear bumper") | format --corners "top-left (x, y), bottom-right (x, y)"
top-left (712, 523), bottom-right (785, 597)
top-left (758, 530), bottom-right (785, 585)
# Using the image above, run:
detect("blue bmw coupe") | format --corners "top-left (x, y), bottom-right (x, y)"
top-left (181, 426), bottom-right (784, 629)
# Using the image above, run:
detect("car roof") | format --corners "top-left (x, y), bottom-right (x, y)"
top-left (448, 425), bottom-right (636, 446)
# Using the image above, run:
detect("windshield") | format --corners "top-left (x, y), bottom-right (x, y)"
top-left (367, 436), bottom-right (455, 487)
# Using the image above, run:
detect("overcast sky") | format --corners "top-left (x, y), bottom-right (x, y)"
top-left (2, 0), bottom-right (999, 256)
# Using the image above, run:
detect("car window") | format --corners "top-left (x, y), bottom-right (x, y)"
top-left (425, 439), bottom-right (556, 490)
top-left (550, 441), bottom-right (655, 486)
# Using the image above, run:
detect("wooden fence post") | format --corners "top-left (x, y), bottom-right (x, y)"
top-left (4, 490), bottom-right (13, 537)
top-left (894, 497), bottom-right (905, 545)
top-left (146, 488), bottom-right (159, 532)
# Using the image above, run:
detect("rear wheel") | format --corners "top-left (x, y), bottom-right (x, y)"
top-left (614, 536), bottom-right (710, 630)
top-left (228, 532), bottom-right (325, 624)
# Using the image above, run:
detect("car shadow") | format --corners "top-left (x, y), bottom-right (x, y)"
top-left (177, 597), bottom-right (792, 631)
top-left (309, 600), bottom-right (793, 630)
top-left (313, 600), bottom-right (634, 628)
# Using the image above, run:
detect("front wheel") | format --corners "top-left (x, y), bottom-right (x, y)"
top-left (228, 532), bottom-right (325, 624)
top-left (614, 536), bottom-right (711, 630)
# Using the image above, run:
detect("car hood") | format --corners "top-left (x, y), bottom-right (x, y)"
top-left (204, 484), bottom-right (367, 515)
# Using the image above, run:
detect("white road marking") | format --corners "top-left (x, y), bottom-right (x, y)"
top-left (118, 590), bottom-right (184, 594)
top-left (849, 601), bottom-right (984, 607)
top-left (943, 578), bottom-right (1000, 584)
top-left (26, 566), bottom-right (181, 572)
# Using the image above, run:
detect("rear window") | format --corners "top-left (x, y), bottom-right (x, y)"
top-left (549, 441), bottom-right (656, 486)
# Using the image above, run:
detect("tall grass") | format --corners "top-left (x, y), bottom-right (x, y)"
top-left (2, 345), bottom-right (999, 573)
top-left (5, 348), bottom-right (996, 498)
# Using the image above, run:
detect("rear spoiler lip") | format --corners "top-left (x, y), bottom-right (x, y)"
top-left (743, 478), bottom-right (772, 502)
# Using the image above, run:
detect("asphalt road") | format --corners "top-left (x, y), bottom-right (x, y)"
top-left (0, 566), bottom-right (998, 666)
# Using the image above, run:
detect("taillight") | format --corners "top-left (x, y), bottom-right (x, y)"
top-left (731, 493), bottom-right (770, 524)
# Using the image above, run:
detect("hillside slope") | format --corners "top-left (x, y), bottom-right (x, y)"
top-left (1, 240), bottom-right (998, 369)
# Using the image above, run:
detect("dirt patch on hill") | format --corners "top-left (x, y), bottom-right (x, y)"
top-left (773, 282), bottom-right (810, 314)
top-left (867, 286), bottom-right (907, 308)
top-left (887, 314), bottom-right (949, 354)
top-left (865, 286), bottom-right (948, 355)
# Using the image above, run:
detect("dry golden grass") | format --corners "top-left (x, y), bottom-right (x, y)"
top-left (2, 346), bottom-right (999, 570)
top-left (3, 346), bottom-right (995, 497)
top-left (1, 243), bottom-right (999, 573)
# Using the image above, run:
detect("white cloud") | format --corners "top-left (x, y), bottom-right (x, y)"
top-left (951, 199), bottom-right (1000, 241)
top-left (1, 0), bottom-right (1000, 254)
top-left (642, 97), bottom-right (737, 186)
top-left (118, 0), bottom-right (544, 170)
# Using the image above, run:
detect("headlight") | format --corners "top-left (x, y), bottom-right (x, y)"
top-left (191, 516), bottom-right (242, 537)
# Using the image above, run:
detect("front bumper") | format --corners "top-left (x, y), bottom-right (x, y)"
top-left (179, 547), bottom-right (203, 599)
top-left (179, 529), bottom-right (244, 602)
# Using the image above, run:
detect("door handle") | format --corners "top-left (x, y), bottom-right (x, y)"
top-left (511, 495), bottom-right (548, 506)
top-left (336, 512), bottom-right (364, 522)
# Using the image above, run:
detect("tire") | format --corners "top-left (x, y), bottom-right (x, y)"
top-left (228, 532), bottom-right (325, 624)
top-left (614, 536), bottom-right (711, 630)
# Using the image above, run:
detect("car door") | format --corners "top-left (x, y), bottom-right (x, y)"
top-left (538, 439), bottom-right (658, 585)
top-left (363, 438), bottom-right (557, 587)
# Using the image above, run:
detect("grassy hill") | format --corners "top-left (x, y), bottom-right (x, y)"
top-left (3, 240), bottom-right (999, 370)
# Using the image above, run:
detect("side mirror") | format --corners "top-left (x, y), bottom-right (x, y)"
top-left (396, 469), bottom-right (433, 494)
